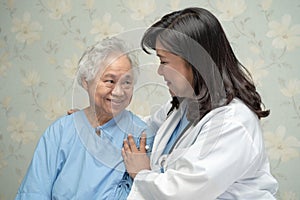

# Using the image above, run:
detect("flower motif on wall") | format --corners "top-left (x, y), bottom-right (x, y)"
top-left (84, 0), bottom-right (95, 10)
top-left (128, 82), bottom-right (169, 117)
top-left (128, 98), bottom-right (151, 117)
top-left (281, 191), bottom-right (298, 200)
top-left (63, 54), bottom-right (79, 79)
top-left (0, 52), bottom-right (11, 77)
top-left (1, 96), bottom-right (11, 113)
top-left (244, 58), bottom-right (268, 86)
top-left (47, 0), bottom-right (72, 20)
top-left (90, 13), bottom-right (124, 41)
top-left (169, 0), bottom-right (181, 11)
top-left (123, 0), bottom-right (156, 20)
top-left (267, 14), bottom-right (300, 51)
top-left (42, 96), bottom-right (67, 120)
top-left (7, 113), bottom-right (37, 144)
top-left (264, 125), bottom-right (300, 162)
top-left (280, 78), bottom-right (300, 98)
top-left (11, 12), bottom-right (43, 44)
top-left (215, 0), bottom-right (247, 21)
top-left (260, 0), bottom-right (272, 11)
top-left (249, 44), bottom-right (261, 55)
top-left (5, 0), bottom-right (14, 9)
top-left (0, 151), bottom-right (8, 175)
top-left (22, 70), bottom-right (41, 87)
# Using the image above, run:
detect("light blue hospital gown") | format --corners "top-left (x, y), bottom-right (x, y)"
top-left (15, 110), bottom-right (155, 200)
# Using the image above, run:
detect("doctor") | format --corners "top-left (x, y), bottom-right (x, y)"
top-left (122, 7), bottom-right (278, 199)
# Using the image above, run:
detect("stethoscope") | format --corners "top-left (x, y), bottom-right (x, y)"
top-left (159, 97), bottom-right (195, 172)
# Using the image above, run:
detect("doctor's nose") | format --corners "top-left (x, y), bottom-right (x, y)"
top-left (157, 64), bottom-right (164, 76)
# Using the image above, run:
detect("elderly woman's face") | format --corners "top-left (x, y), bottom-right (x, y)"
top-left (87, 55), bottom-right (134, 118)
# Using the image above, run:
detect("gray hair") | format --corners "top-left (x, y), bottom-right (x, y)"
top-left (77, 37), bottom-right (138, 87)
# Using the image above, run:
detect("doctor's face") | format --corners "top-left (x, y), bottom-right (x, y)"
top-left (155, 40), bottom-right (194, 98)
top-left (86, 54), bottom-right (134, 118)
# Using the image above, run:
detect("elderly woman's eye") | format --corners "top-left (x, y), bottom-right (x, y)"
top-left (125, 80), bottom-right (132, 85)
top-left (105, 80), bottom-right (114, 84)
top-left (120, 79), bottom-right (133, 89)
top-left (103, 80), bottom-right (114, 88)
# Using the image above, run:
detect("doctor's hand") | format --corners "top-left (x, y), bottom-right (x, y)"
top-left (122, 133), bottom-right (150, 179)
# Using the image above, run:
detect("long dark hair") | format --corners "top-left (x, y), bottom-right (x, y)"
top-left (141, 7), bottom-right (269, 123)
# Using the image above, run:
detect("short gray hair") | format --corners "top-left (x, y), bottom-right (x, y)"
top-left (77, 37), bottom-right (138, 87)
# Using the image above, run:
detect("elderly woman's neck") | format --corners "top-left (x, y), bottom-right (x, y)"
top-left (84, 107), bottom-right (112, 128)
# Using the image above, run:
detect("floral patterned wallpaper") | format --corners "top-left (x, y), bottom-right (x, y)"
top-left (0, 0), bottom-right (300, 199)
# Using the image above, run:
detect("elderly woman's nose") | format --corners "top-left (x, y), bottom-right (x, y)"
top-left (111, 83), bottom-right (124, 96)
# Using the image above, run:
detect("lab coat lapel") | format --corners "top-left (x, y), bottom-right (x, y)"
top-left (161, 116), bottom-right (203, 171)
top-left (150, 102), bottom-right (186, 169)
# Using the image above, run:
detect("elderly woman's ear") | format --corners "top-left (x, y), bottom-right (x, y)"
top-left (81, 77), bottom-right (88, 90)
top-left (66, 78), bottom-right (87, 115)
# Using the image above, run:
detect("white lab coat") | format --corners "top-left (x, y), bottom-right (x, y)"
top-left (127, 98), bottom-right (278, 200)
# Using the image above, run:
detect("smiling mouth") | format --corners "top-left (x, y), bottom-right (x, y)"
top-left (109, 99), bottom-right (124, 106)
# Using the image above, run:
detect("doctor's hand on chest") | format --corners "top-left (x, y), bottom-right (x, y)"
top-left (122, 133), bottom-right (150, 179)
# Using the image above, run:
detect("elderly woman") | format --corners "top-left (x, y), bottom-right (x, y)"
top-left (15, 37), bottom-right (154, 200)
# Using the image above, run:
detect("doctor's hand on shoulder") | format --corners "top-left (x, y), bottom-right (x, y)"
top-left (122, 133), bottom-right (150, 179)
